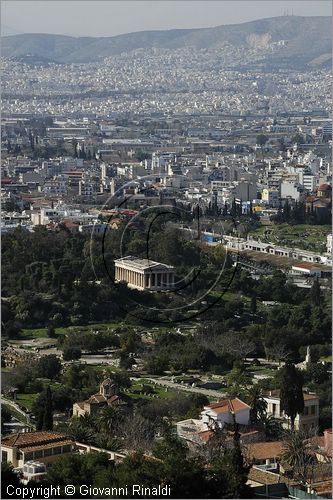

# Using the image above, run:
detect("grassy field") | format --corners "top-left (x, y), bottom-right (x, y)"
top-left (20, 322), bottom-right (124, 340)
top-left (19, 322), bottom-right (187, 342)
top-left (248, 224), bottom-right (330, 253)
top-left (208, 290), bottom-right (250, 302)
top-left (125, 379), bottom-right (178, 401)
top-left (15, 393), bottom-right (38, 411)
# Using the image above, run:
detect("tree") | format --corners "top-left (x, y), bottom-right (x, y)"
top-left (310, 278), bottom-right (321, 306)
top-left (34, 386), bottom-right (54, 431)
top-left (279, 362), bottom-right (304, 431)
top-left (117, 413), bottom-right (155, 453)
top-left (1, 462), bottom-right (21, 498)
top-left (97, 405), bottom-right (125, 435)
top-left (45, 453), bottom-right (110, 495)
top-left (42, 386), bottom-right (53, 430)
top-left (47, 324), bottom-right (56, 338)
top-left (67, 419), bottom-right (95, 444)
top-left (256, 134), bottom-right (268, 147)
top-left (250, 295), bottom-right (257, 315)
top-left (1, 405), bottom-right (12, 433)
top-left (245, 386), bottom-right (267, 424)
top-left (305, 362), bottom-right (329, 385)
top-left (35, 354), bottom-right (62, 379)
top-left (63, 346), bottom-right (81, 361)
top-left (153, 426), bottom-right (207, 499)
top-left (281, 428), bottom-right (317, 485)
top-left (215, 421), bottom-right (251, 499)
top-left (258, 413), bottom-right (283, 439)
top-left (292, 133), bottom-right (303, 145)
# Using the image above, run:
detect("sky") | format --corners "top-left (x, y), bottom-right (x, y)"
top-left (1, 1), bottom-right (331, 38)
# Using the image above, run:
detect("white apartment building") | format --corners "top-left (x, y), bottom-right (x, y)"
top-left (42, 178), bottom-right (67, 195)
top-left (200, 399), bottom-right (251, 429)
top-left (280, 181), bottom-right (305, 201)
top-left (263, 390), bottom-right (319, 431)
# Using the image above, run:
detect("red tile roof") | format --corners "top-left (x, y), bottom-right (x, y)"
top-left (245, 441), bottom-right (283, 461)
top-left (1, 432), bottom-right (69, 449)
top-left (205, 398), bottom-right (250, 414)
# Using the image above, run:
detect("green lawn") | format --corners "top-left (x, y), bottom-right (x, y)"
top-left (125, 380), bottom-right (177, 401)
top-left (320, 355), bottom-right (332, 362)
top-left (248, 224), bottom-right (330, 253)
top-left (16, 393), bottom-right (38, 411)
top-left (209, 290), bottom-right (251, 304)
top-left (20, 322), bottom-right (123, 340)
top-left (247, 365), bottom-right (276, 376)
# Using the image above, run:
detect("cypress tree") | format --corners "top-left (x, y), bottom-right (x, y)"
top-left (279, 362), bottom-right (304, 431)
top-left (310, 278), bottom-right (321, 306)
top-left (42, 386), bottom-right (53, 431)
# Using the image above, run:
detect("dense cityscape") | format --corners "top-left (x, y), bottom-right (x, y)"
top-left (1, 7), bottom-right (332, 500)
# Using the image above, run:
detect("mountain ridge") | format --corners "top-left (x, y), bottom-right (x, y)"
top-left (1, 16), bottom-right (331, 67)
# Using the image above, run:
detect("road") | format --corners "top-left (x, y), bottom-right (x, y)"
top-left (2, 397), bottom-right (36, 429)
top-left (144, 377), bottom-right (227, 399)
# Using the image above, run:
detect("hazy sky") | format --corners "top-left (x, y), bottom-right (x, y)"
top-left (2, 1), bottom-right (331, 37)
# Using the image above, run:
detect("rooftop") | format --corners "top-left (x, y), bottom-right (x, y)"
top-left (246, 441), bottom-right (283, 461)
top-left (264, 390), bottom-right (319, 401)
top-left (204, 398), bottom-right (250, 415)
top-left (114, 255), bottom-right (174, 272)
top-left (1, 432), bottom-right (69, 449)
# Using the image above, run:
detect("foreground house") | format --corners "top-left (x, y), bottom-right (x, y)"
top-left (201, 398), bottom-right (251, 429)
top-left (1, 431), bottom-right (75, 468)
top-left (176, 398), bottom-right (252, 445)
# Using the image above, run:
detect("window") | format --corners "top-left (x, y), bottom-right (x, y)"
top-left (310, 405), bottom-right (316, 415)
top-left (34, 450), bottom-right (43, 459)
top-left (44, 448), bottom-right (52, 457)
top-left (2, 451), bottom-right (8, 462)
top-left (24, 453), bottom-right (33, 461)
top-left (303, 407), bottom-right (309, 416)
top-left (272, 403), bottom-right (276, 416)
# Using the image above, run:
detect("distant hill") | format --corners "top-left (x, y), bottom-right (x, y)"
top-left (1, 24), bottom-right (22, 36)
top-left (1, 16), bottom-right (331, 68)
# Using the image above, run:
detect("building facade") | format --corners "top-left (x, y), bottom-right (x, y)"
top-left (1, 432), bottom-right (75, 468)
top-left (72, 378), bottom-right (120, 417)
top-left (263, 390), bottom-right (319, 431)
top-left (200, 398), bottom-right (251, 429)
top-left (114, 256), bottom-right (175, 291)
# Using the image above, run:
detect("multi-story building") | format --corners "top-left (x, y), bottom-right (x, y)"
top-left (200, 398), bottom-right (251, 429)
top-left (261, 188), bottom-right (280, 207)
top-left (263, 390), bottom-right (319, 431)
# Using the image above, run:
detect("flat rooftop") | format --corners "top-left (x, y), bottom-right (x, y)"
top-left (114, 256), bottom-right (174, 272)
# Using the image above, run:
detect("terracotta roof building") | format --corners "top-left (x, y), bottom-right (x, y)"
top-left (72, 378), bottom-right (121, 417)
top-left (201, 398), bottom-right (251, 429)
top-left (1, 432), bottom-right (75, 468)
top-left (263, 390), bottom-right (319, 431)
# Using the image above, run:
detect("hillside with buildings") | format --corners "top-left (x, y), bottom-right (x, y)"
top-left (2, 16), bottom-right (331, 67)
top-left (1, 7), bottom-right (332, 500)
